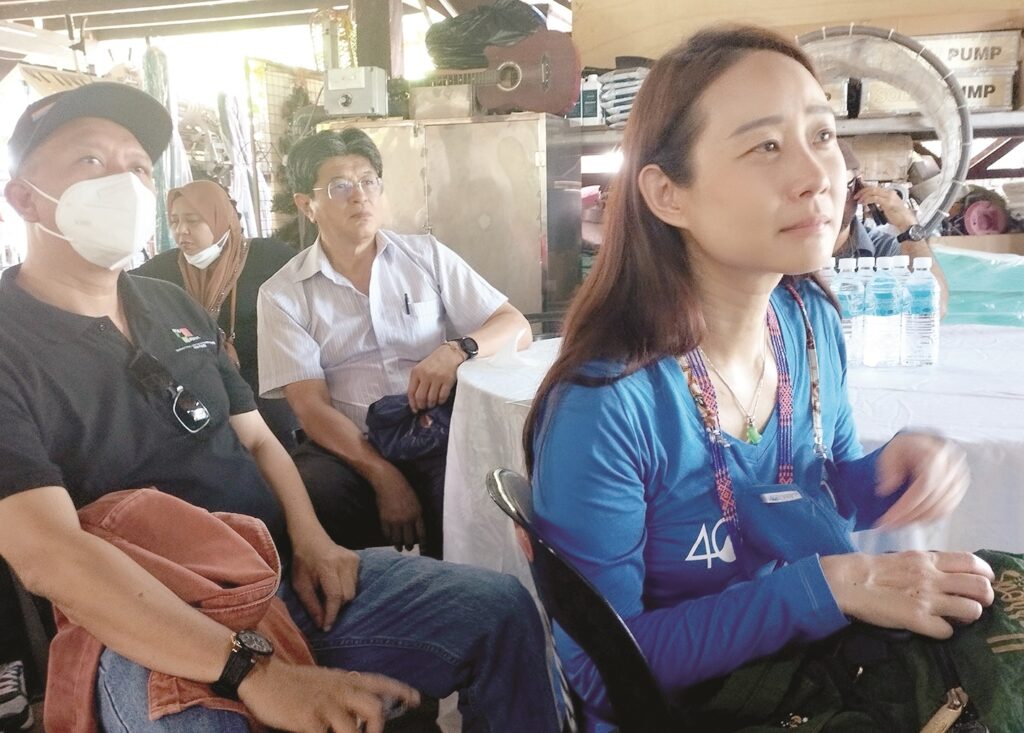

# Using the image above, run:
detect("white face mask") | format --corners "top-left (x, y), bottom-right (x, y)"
top-left (25, 172), bottom-right (156, 271)
top-left (183, 230), bottom-right (228, 270)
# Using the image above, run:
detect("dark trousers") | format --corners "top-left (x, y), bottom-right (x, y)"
top-left (256, 396), bottom-right (298, 452)
top-left (0, 562), bottom-right (26, 665)
top-left (292, 441), bottom-right (447, 559)
top-left (0, 560), bottom-right (52, 695)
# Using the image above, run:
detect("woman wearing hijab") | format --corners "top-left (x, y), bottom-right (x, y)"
top-left (134, 180), bottom-right (299, 448)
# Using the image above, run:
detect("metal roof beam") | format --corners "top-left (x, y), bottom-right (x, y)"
top-left (83, 12), bottom-right (318, 40)
top-left (0, 18), bottom-right (74, 63)
top-left (1, 1), bottom-right (255, 21)
top-left (35, 0), bottom-right (345, 30)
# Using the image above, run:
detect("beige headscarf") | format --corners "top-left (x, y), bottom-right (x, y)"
top-left (169, 180), bottom-right (249, 366)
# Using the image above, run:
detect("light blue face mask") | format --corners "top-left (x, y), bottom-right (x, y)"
top-left (182, 229), bottom-right (229, 270)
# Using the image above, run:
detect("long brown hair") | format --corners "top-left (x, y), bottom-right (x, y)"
top-left (525, 25), bottom-right (830, 473)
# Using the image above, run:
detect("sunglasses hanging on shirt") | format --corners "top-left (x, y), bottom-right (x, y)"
top-left (127, 349), bottom-right (211, 434)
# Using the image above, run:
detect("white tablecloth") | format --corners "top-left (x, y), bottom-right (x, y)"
top-left (443, 326), bottom-right (1024, 590)
top-left (443, 338), bottom-right (562, 584)
top-left (847, 325), bottom-right (1024, 554)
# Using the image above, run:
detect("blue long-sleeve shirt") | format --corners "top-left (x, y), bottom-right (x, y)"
top-left (532, 281), bottom-right (901, 730)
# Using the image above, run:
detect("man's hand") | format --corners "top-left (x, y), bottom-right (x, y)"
top-left (367, 461), bottom-right (425, 551)
top-left (855, 184), bottom-right (917, 232)
top-left (407, 343), bottom-right (463, 412)
top-left (874, 432), bottom-right (970, 529)
top-left (240, 658), bottom-right (420, 733)
top-left (291, 532), bottom-right (361, 631)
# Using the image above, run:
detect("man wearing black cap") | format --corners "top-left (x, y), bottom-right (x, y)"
top-left (0, 82), bottom-right (560, 732)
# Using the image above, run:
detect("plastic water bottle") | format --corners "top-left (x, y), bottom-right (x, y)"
top-left (818, 257), bottom-right (836, 292)
top-left (891, 254), bottom-right (911, 286)
top-left (890, 254), bottom-right (912, 348)
top-left (855, 256), bottom-right (875, 320)
top-left (862, 256), bottom-right (902, 367)
top-left (856, 255), bottom-right (875, 290)
top-left (833, 258), bottom-right (864, 365)
top-left (901, 257), bottom-right (940, 366)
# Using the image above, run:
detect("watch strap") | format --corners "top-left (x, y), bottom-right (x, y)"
top-left (897, 224), bottom-right (925, 243)
top-left (211, 643), bottom-right (256, 700)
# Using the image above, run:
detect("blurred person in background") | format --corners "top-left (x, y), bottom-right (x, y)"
top-left (834, 141), bottom-right (948, 313)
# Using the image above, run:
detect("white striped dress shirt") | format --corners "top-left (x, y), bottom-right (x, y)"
top-left (257, 230), bottom-right (507, 431)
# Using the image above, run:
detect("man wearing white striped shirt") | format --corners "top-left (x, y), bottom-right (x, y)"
top-left (258, 128), bottom-right (531, 559)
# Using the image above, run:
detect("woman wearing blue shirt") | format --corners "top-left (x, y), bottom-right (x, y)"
top-left (526, 25), bottom-right (994, 731)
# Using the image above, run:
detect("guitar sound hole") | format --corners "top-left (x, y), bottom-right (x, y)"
top-left (497, 62), bottom-right (522, 91)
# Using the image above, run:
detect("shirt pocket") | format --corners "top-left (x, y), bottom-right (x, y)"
top-left (408, 297), bottom-right (443, 320)
top-left (397, 297), bottom-right (445, 360)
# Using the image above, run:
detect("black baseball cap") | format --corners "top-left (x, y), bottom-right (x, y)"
top-left (7, 81), bottom-right (172, 175)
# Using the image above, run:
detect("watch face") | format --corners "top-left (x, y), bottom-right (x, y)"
top-left (237, 630), bottom-right (274, 656)
top-left (460, 337), bottom-right (479, 356)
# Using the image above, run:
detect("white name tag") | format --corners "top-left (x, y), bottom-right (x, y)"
top-left (760, 490), bottom-right (803, 504)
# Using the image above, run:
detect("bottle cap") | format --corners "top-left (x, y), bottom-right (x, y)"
top-left (875, 256), bottom-right (893, 269)
top-left (837, 258), bottom-right (856, 271)
top-left (912, 256), bottom-right (932, 269)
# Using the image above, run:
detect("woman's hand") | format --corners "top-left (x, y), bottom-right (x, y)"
top-left (821, 551), bottom-right (995, 638)
top-left (874, 432), bottom-right (970, 529)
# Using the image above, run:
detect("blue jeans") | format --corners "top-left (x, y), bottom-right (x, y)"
top-left (96, 549), bottom-right (560, 732)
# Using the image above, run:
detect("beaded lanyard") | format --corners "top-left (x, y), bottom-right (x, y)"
top-left (679, 283), bottom-right (826, 538)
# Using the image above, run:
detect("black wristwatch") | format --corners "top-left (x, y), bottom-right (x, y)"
top-left (451, 336), bottom-right (479, 360)
top-left (211, 629), bottom-right (274, 700)
top-left (896, 224), bottom-right (926, 243)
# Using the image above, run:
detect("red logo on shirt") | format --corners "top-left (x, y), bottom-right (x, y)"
top-left (172, 327), bottom-right (200, 344)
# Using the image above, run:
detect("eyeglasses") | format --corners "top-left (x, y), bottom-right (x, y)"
top-left (847, 176), bottom-right (864, 196)
top-left (127, 349), bottom-right (211, 434)
top-left (312, 176), bottom-right (383, 202)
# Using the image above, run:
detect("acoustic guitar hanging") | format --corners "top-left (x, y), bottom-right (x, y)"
top-left (430, 29), bottom-right (581, 116)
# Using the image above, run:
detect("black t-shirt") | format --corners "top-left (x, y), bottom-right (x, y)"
top-left (132, 238), bottom-right (297, 393)
top-left (0, 266), bottom-right (286, 547)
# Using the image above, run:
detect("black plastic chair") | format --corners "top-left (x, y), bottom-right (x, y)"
top-left (486, 468), bottom-right (680, 733)
top-left (4, 564), bottom-right (51, 698)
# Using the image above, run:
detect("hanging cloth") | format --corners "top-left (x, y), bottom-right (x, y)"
top-left (218, 93), bottom-right (259, 238)
top-left (143, 45), bottom-right (193, 254)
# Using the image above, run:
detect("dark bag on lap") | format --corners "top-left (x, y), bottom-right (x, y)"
top-left (365, 392), bottom-right (455, 461)
top-left (685, 550), bottom-right (1024, 732)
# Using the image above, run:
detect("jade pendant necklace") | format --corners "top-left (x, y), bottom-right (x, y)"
top-left (678, 282), bottom-right (828, 543)
top-left (697, 327), bottom-right (770, 445)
